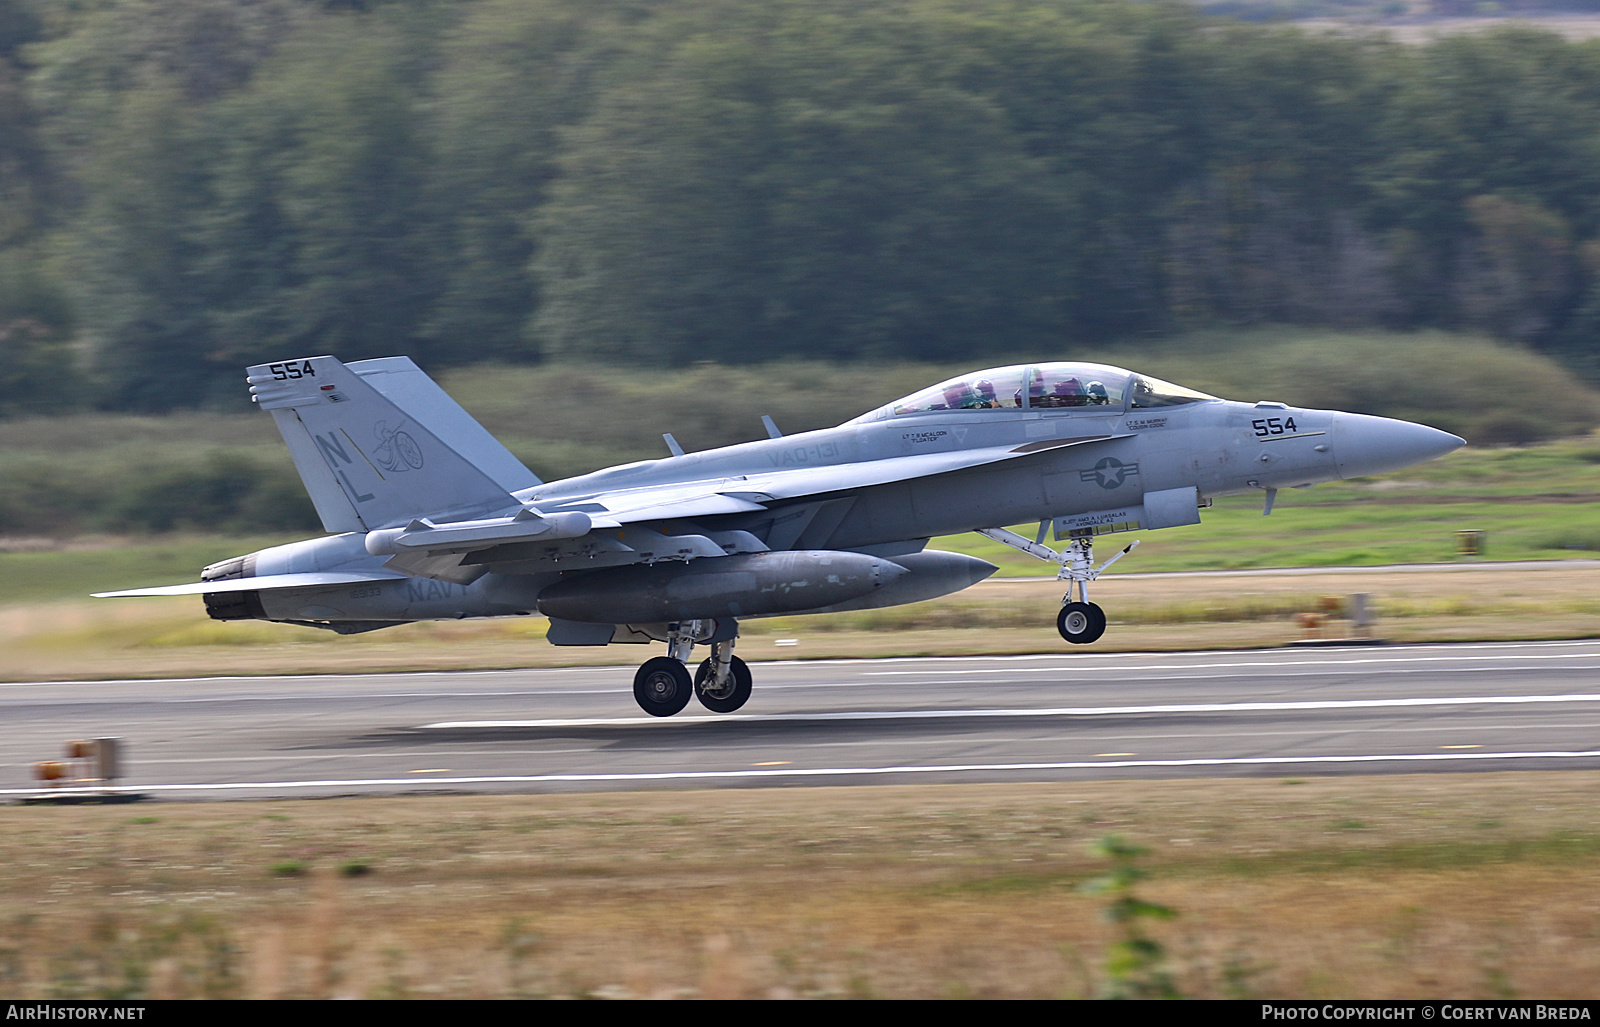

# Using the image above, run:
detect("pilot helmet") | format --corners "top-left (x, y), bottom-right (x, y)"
top-left (974, 379), bottom-right (997, 401)
top-left (1086, 381), bottom-right (1108, 403)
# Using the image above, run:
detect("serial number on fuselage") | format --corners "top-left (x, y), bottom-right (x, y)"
top-left (768, 441), bottom-right (845, 465)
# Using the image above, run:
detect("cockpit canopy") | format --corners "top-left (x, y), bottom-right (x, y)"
top-left (864, 363), bottom-right (1216, 419)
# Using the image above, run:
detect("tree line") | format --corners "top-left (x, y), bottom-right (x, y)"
top-left (2, 0), bottom-right (1600, 415)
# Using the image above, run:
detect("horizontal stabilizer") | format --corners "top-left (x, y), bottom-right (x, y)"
top-left (92, 571), bottom-right (410, 599)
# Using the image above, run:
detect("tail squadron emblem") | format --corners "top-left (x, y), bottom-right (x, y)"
top-left (373, 421), bottom-right (423, 472)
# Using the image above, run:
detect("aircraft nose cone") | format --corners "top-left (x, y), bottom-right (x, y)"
top-left (1332, 413), bottom-right (1465, 480)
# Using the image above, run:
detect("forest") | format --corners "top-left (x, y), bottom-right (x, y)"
top-left (3, 0), bottom-right (1600, 415)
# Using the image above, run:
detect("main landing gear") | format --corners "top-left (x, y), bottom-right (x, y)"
top-left (976, 526), bottom-right (1139, 645)
top-left (632, 619), bottom-right (752, 717)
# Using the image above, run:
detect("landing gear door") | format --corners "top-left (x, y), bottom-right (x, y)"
top-left (1051, 485), bottom-right (1201, 539)
top-left (1142, 486), bottom-right (1202, 530)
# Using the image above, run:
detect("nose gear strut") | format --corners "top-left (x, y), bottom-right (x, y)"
top-left (975, 526), bottom-right (1139, 644)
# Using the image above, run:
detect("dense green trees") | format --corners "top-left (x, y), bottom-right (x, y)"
top-left (5, 0), bottom-right (1600, 411)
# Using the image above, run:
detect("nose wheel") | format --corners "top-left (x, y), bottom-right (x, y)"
top-left (1057, 602), bottom-right (1107, 644)
top-left (977, 526), bottom-right (1138, 646)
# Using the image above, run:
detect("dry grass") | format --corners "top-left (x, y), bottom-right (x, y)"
top-left (3, 774), bottom-right (1600, 998)
top-left (6, 569), bottom-right (1598, 998)
top-left (3, 565), bottom-right (1598, 681)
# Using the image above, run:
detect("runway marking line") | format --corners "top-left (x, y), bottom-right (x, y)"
top-left (6, 749), bottom-right (1600, 797)
top-left (865, 653), bottom-right (1600, 676)
top-left (8, 639), bottom-right (1600, 689)
top-left (419, 691), bottom-right (1600, 729)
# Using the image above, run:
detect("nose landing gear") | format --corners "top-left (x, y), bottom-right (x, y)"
top-left (976, 526), bottom-right (1137, 645)
top-left (632, 620), bottom-right (751, 716)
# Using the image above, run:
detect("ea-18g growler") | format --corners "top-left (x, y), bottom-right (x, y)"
top-left (99, 356), bottom-right (1463, 716)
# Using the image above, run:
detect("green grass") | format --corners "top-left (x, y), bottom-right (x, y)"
top-left (0, 535), bottom-right (304, 606)
top-left (2, 330), bottom-right (1595, 537)
top-left (942, 434), bottom-right (1600, 577)
top-left (947, 495), bottom-right (1599, 576)
top-left (6, 434), bottom-right (1599, 607)
top-left (2, 331), bottom-right (1597, 599)
top-left (448, 329), bottom-right (1600, 458)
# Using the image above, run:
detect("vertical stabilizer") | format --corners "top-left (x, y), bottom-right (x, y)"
top-left (248, 356), bottom-right (519, 532)
top-left (349, 357), bottom-right (540, 493)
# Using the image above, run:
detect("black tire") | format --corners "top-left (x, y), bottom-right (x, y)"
top-left (694, 655), bottom-right (753, 714)
top-left (634, 657), bottom-right (693, 717)
top-left (1085, 602), bottom-right (1107, 641)
top-left (1058, 601), bottom-right (1107, 644)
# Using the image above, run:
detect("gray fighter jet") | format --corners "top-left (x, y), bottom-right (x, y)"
top-left (97, 355), bottom-right (1463, 716)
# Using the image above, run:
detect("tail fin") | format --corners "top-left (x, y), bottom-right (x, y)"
top-left (347, 357), bottom-right (540, 493)
top-left (248, 355), bottom-right (527, 532)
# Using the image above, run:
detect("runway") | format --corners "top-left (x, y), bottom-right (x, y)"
top-left (4, 639), bottom-right (1600, 799)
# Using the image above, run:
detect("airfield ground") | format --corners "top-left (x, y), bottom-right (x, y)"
top-left (4, 434), bottom-right (1598, 998)
top-left (6, 430), bottom-right (1600, 679)
top-left (2, 773), bottom-right (1598, 999)
top-left (1, 565), bottom-right (1598, 999)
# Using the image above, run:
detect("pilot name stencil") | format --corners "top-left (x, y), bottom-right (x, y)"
top-left (1057, 507), bottom-right (1142, 532)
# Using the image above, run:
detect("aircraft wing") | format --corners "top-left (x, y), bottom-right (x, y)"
top-left (736, 434), bottom-right (1125, 502)
top-left (330, 432), bottom-right (1125, 577)
top-left (540, 433), bottom-right (1128, 520)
